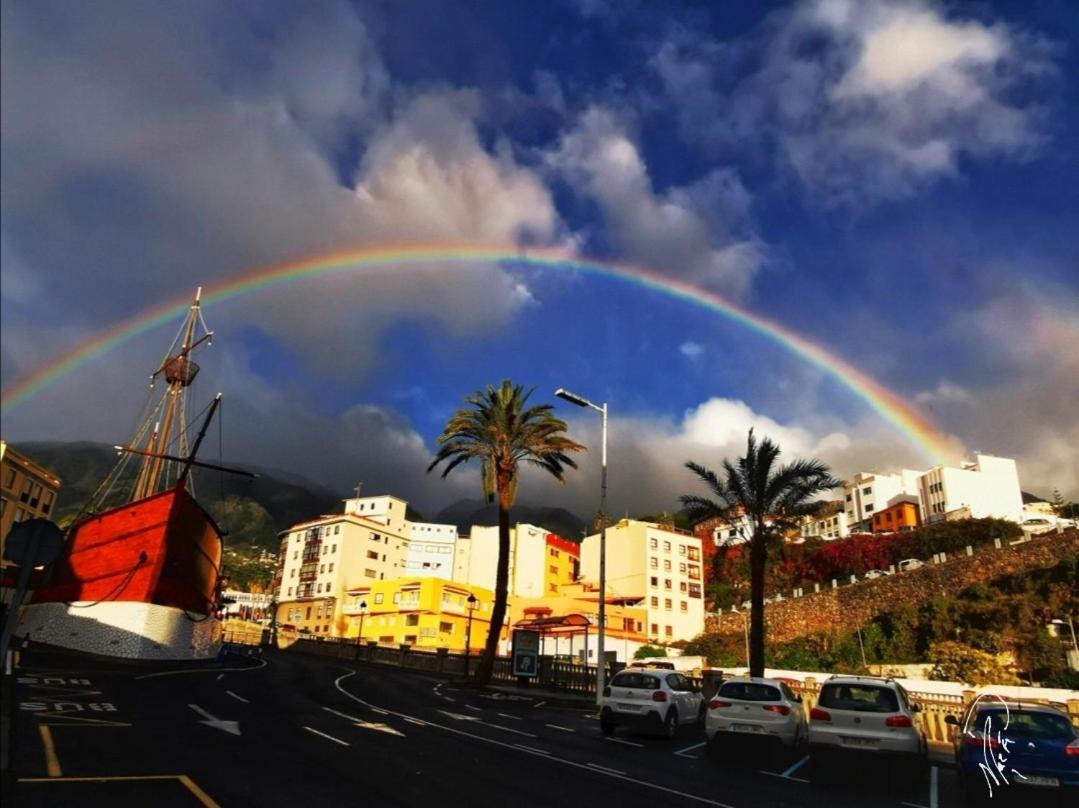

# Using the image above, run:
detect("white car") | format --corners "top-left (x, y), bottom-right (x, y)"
top-left (897, 558), bottom-right (923, 572)
top-left (1022, 518), bottom-right (1056, 535)
top-left (705, 677), bottom-right (807, 749)
top-left (863, 569), bottom-right (893, 580)
top-left (600, 668), bottom-right (704, 739)
top-left (809, 676), bottom-right (926, 766)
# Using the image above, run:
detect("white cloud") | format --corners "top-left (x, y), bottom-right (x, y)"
top-left (546, 107), bottom-right (765, 296)
top-left (679, 341), bottom-right (703, 360)
top-left (914, 380), bottom-right (972, 407)
top-left (652, 0), bottom-right (1053, 206)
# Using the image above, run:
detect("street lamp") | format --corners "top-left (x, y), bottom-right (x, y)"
top-left (465, 593), bottom-right (478, 676)
top-left (358, 600), bottom-right (368, 640)
top-left (555, 386), bottom-right (608, 705)
top-left (1051, 617), bottom-right (1078, 651)
top-left (731, 605), bottom-right (749, 670)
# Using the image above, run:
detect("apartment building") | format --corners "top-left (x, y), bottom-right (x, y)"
top-left (340, 577), bottom-right (494, 652)
top-left (0, 440), bottom-right (62, 561)
top-left (801, 509), bottom-right (851, 541)
top-left (579, 519), bottom-right (705, 643)
top-left (871, 496), bottom-right (921, 533)
top-left (405, 521), bottom-right (458, 579)
top-left (918, 454), bottom-right (1023, 524)
top-left (274, 505), bottom-right (411, 636)
top-left (843, 469), bottom-right (922, 533)
top-left (453, 523), bottom-right (579, 597)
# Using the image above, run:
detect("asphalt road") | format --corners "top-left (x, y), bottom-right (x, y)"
top-left (4, 648), bottom-right (1055, 808)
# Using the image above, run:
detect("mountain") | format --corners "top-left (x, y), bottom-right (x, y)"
top-left (434, 498), bottom-right (586, 540)
top-left (12, 441), bottom-right (341, 551)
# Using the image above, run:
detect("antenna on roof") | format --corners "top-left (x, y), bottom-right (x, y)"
top-left (354, 482), bottom-right (363, 498)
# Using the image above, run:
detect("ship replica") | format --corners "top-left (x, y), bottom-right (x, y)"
top-left (19, 289), bottom-right (250, 660)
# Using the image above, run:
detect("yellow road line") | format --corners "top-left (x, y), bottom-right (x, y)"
top-left (38, 725), bottom-right (63, 777)
top-left (178, 775), bottom-right (222, 808)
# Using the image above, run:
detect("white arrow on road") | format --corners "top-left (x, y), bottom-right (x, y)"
top-left (353, 721), bottom-right (405, 737)
top-left (188, 703), bottom-right (241, 736)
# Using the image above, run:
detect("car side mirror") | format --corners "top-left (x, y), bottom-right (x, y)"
top-left (944, 714), bottom-right (958, 725)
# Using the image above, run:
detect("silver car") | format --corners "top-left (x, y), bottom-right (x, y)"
top-left (600, 668), bottom-right (704, 739)
top-left (705, 676), bottom-right (807, 749)
top-left (809, 676), bottom-right (927, 767)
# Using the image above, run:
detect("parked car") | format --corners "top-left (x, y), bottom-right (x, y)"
top-left (600, 669), bottom-right (704, 739)
top-left (809, 676), bottom-right (927, 771)
top-left (705, 677), bottom-right (807, 750)
top-left (947, 700), bottom-right (1079, 803)
top-left (897, 558), bottom-right (924, 572)
top-left (864, 569), bottom-right (893, 580)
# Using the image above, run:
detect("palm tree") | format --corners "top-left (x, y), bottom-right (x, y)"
top-left (428, 380), bottom-right (585, 684)
top-left (681, 429), bottom-right (841, 677)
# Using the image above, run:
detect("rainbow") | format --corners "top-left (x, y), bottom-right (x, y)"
top-left (0, 243), bottom-right (955, 463)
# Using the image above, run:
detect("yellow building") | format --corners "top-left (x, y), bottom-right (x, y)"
top-left (341, 577), bottom-right (494, 652)
top-left (1, 440), bottom-right (62, 562)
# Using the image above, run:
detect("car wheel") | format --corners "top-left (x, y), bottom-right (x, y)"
top-left (600, 719), bottom-right (616, 737)
top-left (664, 708), bottom-right (678, 739)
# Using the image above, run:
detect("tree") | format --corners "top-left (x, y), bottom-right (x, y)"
top-left (428, 380), bottom-right (584, 685)
top-left (680, 429), bottom-right (841, 677)
top-left (633, 644), bottom-right (667, 660)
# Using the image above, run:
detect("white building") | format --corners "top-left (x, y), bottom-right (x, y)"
top-left (405, 521), bottom-right (458, 579)
top-left (580, 519), bottom-right (705, 643)
top-left (844, 470), bottom-right (923, 533)
top-left (800, 509), bottom-right (851, 541)
top-left (918, 454), bottom-right (1023, 524)
top-left (222, 589), bottom-right (273, 617)
top-left (454, 523), bottom-right (561, 598)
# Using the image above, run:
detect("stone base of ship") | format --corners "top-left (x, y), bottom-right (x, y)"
top-left (16, 600), bottom-right (222, 661)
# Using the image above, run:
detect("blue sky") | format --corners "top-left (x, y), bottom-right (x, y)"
top-left (2, 0), bottom-right (1077, 516)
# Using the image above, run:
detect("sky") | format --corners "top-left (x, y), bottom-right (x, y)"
top-left (2, 0), bottom-right (1077, 519)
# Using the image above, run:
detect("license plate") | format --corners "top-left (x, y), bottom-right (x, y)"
top-left (1018, 775), bottom-right (1059, 788)
top-left (616, 702), bottom-right (642, 712)
top-left (731, 724), bottom-right (763, 733)
top-left (842, 736), bottom-right (877, 748)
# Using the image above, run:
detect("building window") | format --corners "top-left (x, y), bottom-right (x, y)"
top-left (650, 576), bottom-right (658, 587)
top-left (367, 550), bottom-right (379, 560)
top-left (664, 579), bottom-right (672, 590)
top-left (679, 563), bottom-right (686, 574)
top-left (664, 599), bottom-right (672, 610)
top-left (365, 568), bottom-right (376, 578)
top-left (320, 564), bottom-right (325, 573)
top-left (665, 626), bottom-right (673, 637)
top-left (687, 547), bottom-right (700, 562)
top-left (679, 582), bottom-right (687, 593)
top-left (663, 541), bottom-right (671, 552)
top-left (651, 623), bottom-right (658, 635)
top-left (393, 592), bottom-right (401, 604)
top-left (650, 596), bottom-right (659, 607)
top-left (688, 565), bottom-right (700, 580)
top-left (328, 563), bottom-right (334, 573)
top-left (663, 560), bottom-right (671, 571)
top-left (374, 593), bottom-right (384, 604)
top-left (862, 487), bottom-right (872, 495)
top-left (549, 565), bottom-right (558, 574)
top-left (649, 538), bottom-right (658, 549)
top-left (288, 587), bottom-right (293, 596)
top-left (650, 557), bottom-right (658, 569)
top-left (405, 614), bottom-right (419, 627)
top-left (688, 583), bottom-right (702, 598)
top-left (865, 504), bottom-right (874, 512)
top-left (439, 622), bottom-right (453, 634)
top-left (680, 602), bottom-right (688, 613)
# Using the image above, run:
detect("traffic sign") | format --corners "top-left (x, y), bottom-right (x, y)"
top-left (512, 629), bottom-right (540, 677)
top-left (3, 518), bottom-right (63, 566)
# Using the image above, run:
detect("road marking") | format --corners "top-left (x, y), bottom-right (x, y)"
top-left (354, 721), bottom-right (406, 737)
top-left (370, 706), bottom-right (389, 715)
top-left (779, 755), bottom-right (810, 778)
top-left (588, 763), bottom-right (626, 775)
top-left (605, 737), bottom-right (645, 747)
top-left (225, 690), bottom-right (249, 704)
top-left (443, 696), bottom-right (456, 703)
top-left (178, 774), bottom-right (223, 808)
top-left (545, 723), bottom-right (574, 733)
top-left (333, 674), bottom-right (735, 808)
top-left (483, 723), bottom-right (538, 738)
top-left (439, 710), bottom-right (481, 722)
top-left (761, 770), bottom-right (810, 784)
top-left (675, 741), bottom-right (707, 758)
top-left (323, 706), bottom-right (367, 722)
top-left (303, 726), bottom-right (349, 746)
top-left (404, 717), bottom-right (427, 726)
top-left (137, 658), bottom-right (267, 679)
top-left (497, 713), bottom-right (522, 720)
top-left (513, 744), bottom-right (551, 755)
top-left (901, 803), bottom-right (928, 808)
top-left (466, 704), bottom-right (482, 712)
top-left (929, 765), bottom-right (938, 808)
top-left (216, 674), bottom-right (224, 681)
top-left (38, 726), bottom-right (62, 777)
top-left (535, 701), bottom-right (546, 707)
top-left (188, 704), bottom-right (241, 736)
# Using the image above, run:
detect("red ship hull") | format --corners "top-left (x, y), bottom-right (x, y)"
top-left (31, 485), bottom-right (222, 614)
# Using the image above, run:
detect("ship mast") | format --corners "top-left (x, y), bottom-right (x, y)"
top-left (131, 288), bottom-right (212, 501)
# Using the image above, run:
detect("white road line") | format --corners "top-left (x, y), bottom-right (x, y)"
top-left (497, 713), bottom-right (522, 721)
top-left (443, 696), bottom-right (456, 703)
top-left (370, 707), bottom-right (389, 715)
top-left (303, 726), bottom-right (349, 746)
top-left (545, 724), bottom-right (574, 733)
top-left (465, 704), bottom-right (482, 712)
top-left (216, 674), bottom-right (224, 681)
top-left (761, 770), bottom-right (810, 784)
top-left (779, 755), bottom-right (809, 778)
top-left (588, 763), bottom-right (626, 776)
top-left (483, 722), bottom-right (538, 738)
top-left (675, 741), bottom-right (708, 758)
top-left (534, 701), bottom-right (546, 708)
top-left (333, 673), bottom-right (736, 808)
top-left (605, 737), bottom-right (645, 748)
top-left (322, 706), bottom-right (366, 723)
top-left (404, 717), bottom-right (427, 726)
top-left (514, 744), bottom-right (551, 755)
top-left (900, 802), bottom-right (928, 808)
top-left (137, 658), bottom-right (268, 679)
top-left (929, 766), bottom-right (938, 808)
top-left (225, 690), bottom-right (249, 704)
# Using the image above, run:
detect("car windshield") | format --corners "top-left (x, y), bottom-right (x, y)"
top-left (611, 672), bottom-right (660, 690)
top-left (819, 684), bottom-right (899, 713)
top-left (718, 681), bottom-right (781, 702)
top-left (976, 710), bottom-right (1075, 739)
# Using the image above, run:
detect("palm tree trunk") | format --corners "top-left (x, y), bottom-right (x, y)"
top-left (749, 526), bottom-right (766, 678)
top-left (473, 484), bottom-right (511, 685)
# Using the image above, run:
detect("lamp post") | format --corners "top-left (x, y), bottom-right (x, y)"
top-left (555, 387), bottom-right (607, 705)
top-left (358, 600), bottom-right (368, 641)
top-left (465, 593), bottom-right (478, 677)
top-left (1051, 616), bottom-right (1078, 651)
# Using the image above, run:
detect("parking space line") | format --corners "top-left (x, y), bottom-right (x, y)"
top-left (322, 706), bottom-right (366, 722)
top-left (483, 722), bottom-right (538, 738)
top-left (38, 726), bottom-right (62, 777)
top-left (545, 723), bottom-right (574, 733)
top-left (929, 766), bottom-right (938, 808)
top-left (497, 713), bottom-right (522, 721)
top-left (514, 744), bottom-right (551, 755)
top-left (779, 755), bottom-right (809, 778)
top-left (303, 726), bottom-right (350, 746)
top-left (466, 704), bottom-right (482, 712)
top-left (178, 774), bottom-right (223, 808)
top-left (605, 737), bottom-right (645, 748)
top-left (761, 770), bottom-right (810, 784)
top-left (534, 701), bottom-right (546, 708)
top-left (675, 741), bottom-right (707, 758)
top-left (588, 763), bottom-right (626, 775)
top-left (900, 802), bottom-right (928, 808)
top-left (225, 690), bottom-right (249, 704)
